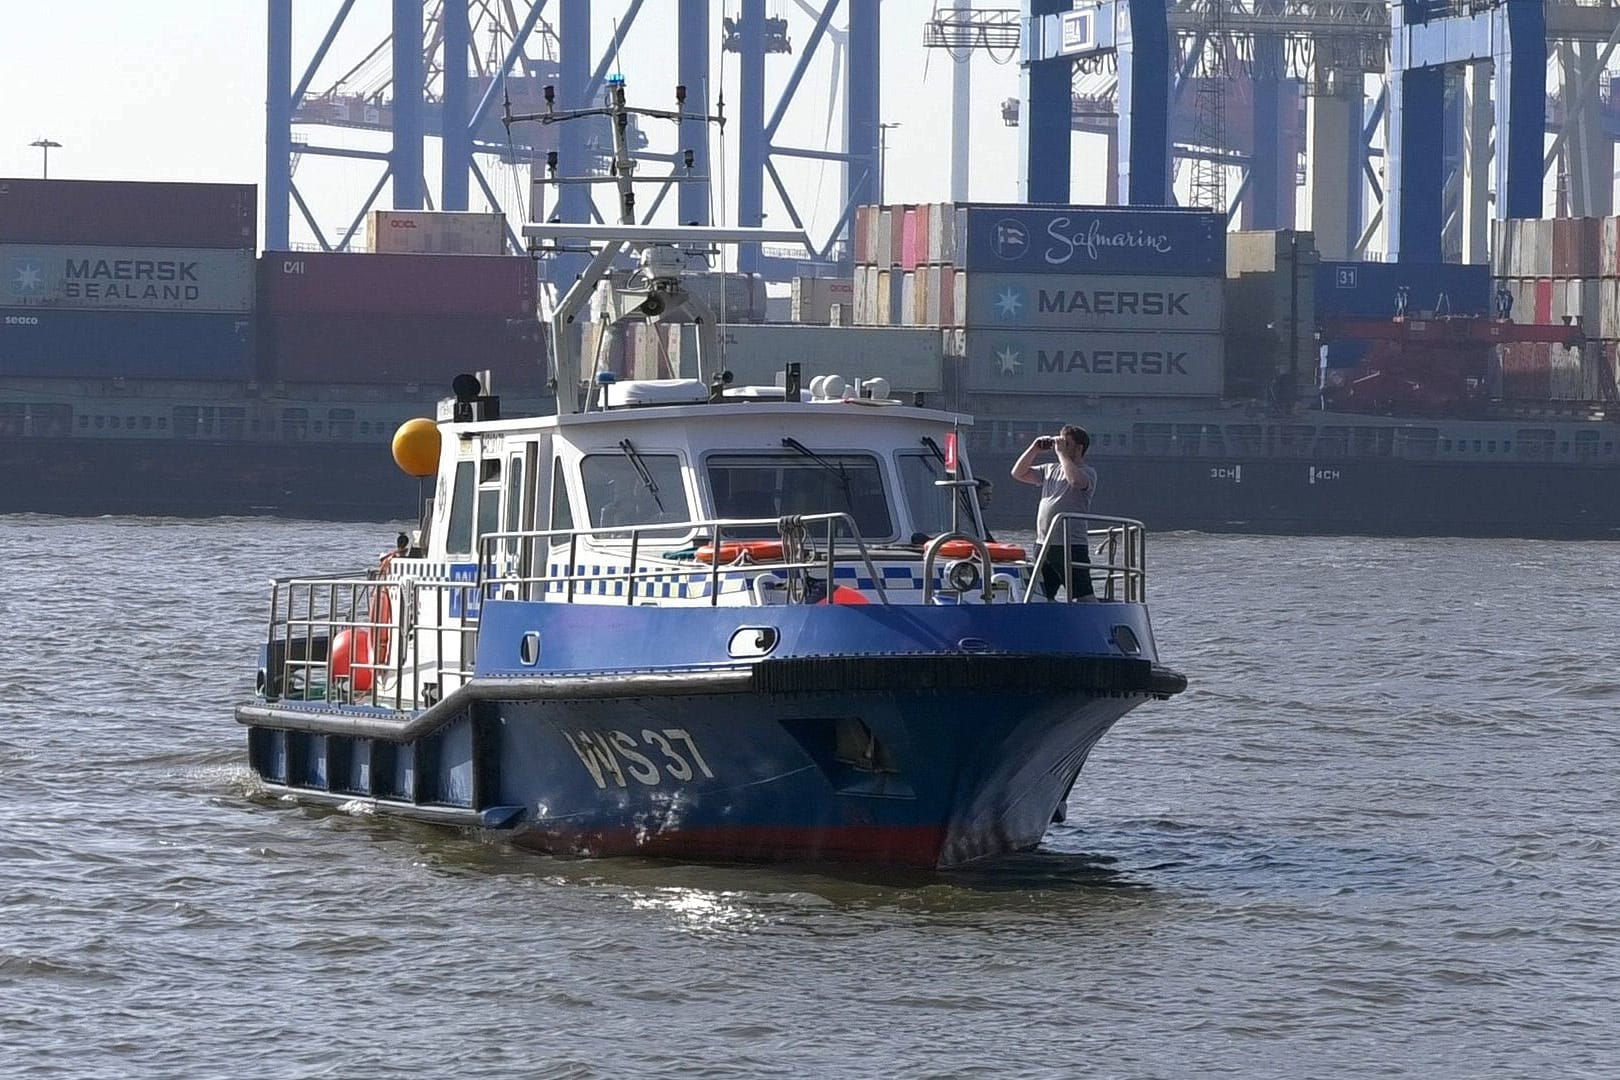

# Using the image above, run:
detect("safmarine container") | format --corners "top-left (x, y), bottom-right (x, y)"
top-left (959, 328), bottom-right (1224, 396)
top-left (258, 252), bottom-right (536, 317)
top-left (958, 272), bottom-right (1224, 332)
top-left (0, 178), bottom-right (256, 249)
top-left (0, 308), bottom-right (253, 379)
top-left (954, 204), bottom-right (1225, 277)
top-left (264, 312), bottom-right (547, 389)
top-left (1314, 261), bottom-right (1491, 319)
top-left (1, 244), bottom-right (254, 313)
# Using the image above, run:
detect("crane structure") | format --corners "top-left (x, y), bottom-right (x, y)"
top-left (265, 1), bottom-right (877, 281)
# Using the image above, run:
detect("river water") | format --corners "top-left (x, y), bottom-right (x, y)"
top-left (1, 516), bottom-right (1615, 1079)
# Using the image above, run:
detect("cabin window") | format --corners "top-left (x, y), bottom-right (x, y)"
top-left (503, 455), bottom-right (526, 555)
top-left (78, 416), bottom-right (89, 429)
top-left (220, 408), bottom-right (246, 439)
top-left (707, 452), bottom-right (893, 541)
top-left (282, 408), bottom-right (308, 441)
top-left (898, 452), bottom-right (981, 539)
top-left (582, 452), bottom-right (692, 536)
top-left (550, 457), bottom-right (574, 531)
top-left (446, 460), bottom-right (477, 555)
top-left (328, 408), bottom-right (356, 439)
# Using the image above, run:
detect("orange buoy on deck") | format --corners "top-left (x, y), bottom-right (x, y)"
top-left (391, 418), bottom-right (441, 478)
top-left (937, 539), bottom-right (1027, 562)
top-left (331, 628), bottom-right (374, 692)
top-left (695, 540), bottom-right (786, 564)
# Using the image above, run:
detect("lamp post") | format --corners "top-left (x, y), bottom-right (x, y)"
top-left (878, 122), bottom-right (901, 204)
top-left (29, 138), bottom-right (62, 179)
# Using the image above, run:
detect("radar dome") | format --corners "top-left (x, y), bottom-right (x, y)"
top-left (391, 418), bottom-right (441, 478)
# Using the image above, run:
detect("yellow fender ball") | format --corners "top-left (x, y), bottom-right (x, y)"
top-left (391, 418), bottom-right (442, 478)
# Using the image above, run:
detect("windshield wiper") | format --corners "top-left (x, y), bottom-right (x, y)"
top-left (619, 438), bottom-right (666, 513)
top-left (780, 437), bottom-right (855, 516)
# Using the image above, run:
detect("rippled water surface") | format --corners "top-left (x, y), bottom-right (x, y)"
top-left (2, 516), bottom-right (1617, 1079)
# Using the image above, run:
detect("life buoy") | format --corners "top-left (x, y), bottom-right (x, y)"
top-left (370, 550), bottom-right (397, 666)
top-left (937, 539), bottom-right (1027, 562)
top-left (695, 540), bottom-right (785, 564)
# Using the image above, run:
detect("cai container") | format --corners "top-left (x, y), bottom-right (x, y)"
top-left (258, 251), bottom-right (537, 317)
top-left (0, 178), bottom-right (255, 249)
top-left (0, 307), bottom-right (253, 379)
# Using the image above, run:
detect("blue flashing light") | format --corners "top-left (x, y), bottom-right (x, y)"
top-left (606, 73), bottom-right (626, 87)
top-left (596, 371), bottom-right (617, 383)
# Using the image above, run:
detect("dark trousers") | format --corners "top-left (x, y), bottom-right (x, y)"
top-left (1039, 542), bottom-right (1094, 601)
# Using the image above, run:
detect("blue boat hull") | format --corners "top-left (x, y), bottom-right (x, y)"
top-left (240, 601), bottom-right (1183, 868)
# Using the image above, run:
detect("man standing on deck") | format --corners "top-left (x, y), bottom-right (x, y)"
top-left (1011, 425), bottom-right (1096, 601)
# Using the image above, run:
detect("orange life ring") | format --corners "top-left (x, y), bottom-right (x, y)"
top-left (370, 551), bottom-right (397, 665)
top-left (937, 539), bottom-right (1027, 562)
top-left (695, 540), bottom-right (785, 564)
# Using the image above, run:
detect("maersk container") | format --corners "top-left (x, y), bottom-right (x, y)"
top-left (1314, 262), bottom-right (1490, 320)
top-left (959, 329), bottom-right (1224, 396)
top-left (264, 313), bottom-right (547, 389)
top-left (959, 272), bottom-right (1224, 332)
top-left (0, 178), bottom-right (255, 250)
top-left (258, 252), bottom-right (537, 317)
top-left (1, 244), bottom-right (254, 313)
top-left (0, 308), bottom-right (253, 379)
top-left (953, 204), bottom-right (1225, 277)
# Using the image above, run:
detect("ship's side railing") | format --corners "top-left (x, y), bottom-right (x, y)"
top-left (477, 513), bottom-right (892, 607)
top-left (260, 570), bottom-right (478, 712)
top-left (1023, 514), bottom-right (1148, 603)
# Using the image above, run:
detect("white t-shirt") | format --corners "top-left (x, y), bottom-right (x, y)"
top-left (1035, 460), bottom-right (1097, 541)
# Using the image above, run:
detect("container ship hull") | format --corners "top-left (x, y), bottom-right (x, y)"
top-left (972, 447), bottom-right (1620, 538)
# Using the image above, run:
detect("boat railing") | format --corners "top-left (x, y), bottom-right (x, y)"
top-left (477, 512), bottom-right (892, 606)
top-left (260, 569), bottom-right (477, 713)
top-left (1023, 514), bottom-right (1148, 603)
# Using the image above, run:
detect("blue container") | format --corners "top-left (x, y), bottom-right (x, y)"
top-left (959, 205), bottom-right (1225, 277)
top-left (1315, 262), bottom-right (1492, 320)
top-left (0, 307), bottom-right (254, 379)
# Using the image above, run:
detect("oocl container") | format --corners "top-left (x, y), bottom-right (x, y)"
top-left (959, 329), bottom-right (1224, 396)
top-left (258, 252), bottom-right (537, 317)
top-left (366, 210), bottom-right (507, 255)
top-left (1, 244), bottom-right (254, 313)
top-left (0, 307), bottom-right (253, 379)
top-left (0, 178), bottom-right (256, 249)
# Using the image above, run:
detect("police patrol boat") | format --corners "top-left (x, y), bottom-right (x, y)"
top-left (233, 79), bottom-right (1186, 868)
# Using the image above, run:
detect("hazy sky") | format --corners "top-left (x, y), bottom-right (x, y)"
top-left (0, 2), bottom-right (1114, 251)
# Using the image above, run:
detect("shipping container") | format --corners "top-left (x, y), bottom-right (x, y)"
top-left (1226, 229), bottom-right (1319, 276)
top-left (648, 271), bottom-right (767, 324)
top-left (939, 265), bottom-right (956, 325)
top-left (853, 206), bottom-right (872, 264)
top-left (901, 207), bottom-right (920, 270)
top-left (258, 251), bottom-right (536, 317)
top-left (876, 209), bottom-right (894, 269)
top-left (790, 277), bottom-right (855, 324)
top-left (263, 312), bottom-right (547, 388)
top-left (367, 210), bottom-right (507, 255)
top-left (959, 329), bottom-right (1224, 396)
top-left (715, 324), bottom-right (943, 391)
top-left (960, 272), bottom-right (1224, 332)
top-left (948, 203), bottom-right (1224, 277)
top-left (0, 307), bottom-right (253, 379)
top-left (2, 244), bottom-right (253, 313)
top-left (0, 178), bottom-right (255, 249)
top-left (1603, 216), bottom-right (1620, 278)
top-left (1314, 261), bottom-right (1491, 319)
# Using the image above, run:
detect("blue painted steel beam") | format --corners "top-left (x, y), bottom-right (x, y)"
top-left (678, 0), bottom-right (711, 225)
top-left (470, 1), bottom-right (551, 134)
top-left (442, 0), bottom-right (472, 211)
top-left (391, 0), bottom-right (425, 210)
top-left (293, 0), bottom-right (357, 107)
top-left (1495, 0), bottom-right (1547, 220)
top-left (847, 0), bottom-right (881, 217)
top-left (1248, 34), bottom-right (1283, 228)
top-left (738, 0), bottom-right (767, 272)
top-left (266, 0), bottom-right (292, 249)
top-left (1020, 0), bottom-right (1073, 202)
top-left (1116, 0), bottom-right (1172, 204)
top-left (557, 0), bottom-right (592, 227)
top-left (765, 3), bottom-right (841, 141)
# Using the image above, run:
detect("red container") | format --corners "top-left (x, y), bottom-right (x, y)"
top-left (0, 178), bottom-right (255, 249)
top-left (258, 251), bottom-right (536, 317)
top-left (852, 206), bottom-right (870, 264)
top-left (265, 312), bottom-right (548, 389)
top-left (901, 208), bottom-right (920, 271)
top-left (1534, 278), bottom-right (1555, 323)
top-left (1499, 342), bottom-right (1552, 400)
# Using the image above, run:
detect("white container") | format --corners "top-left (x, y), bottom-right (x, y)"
top-left (959, 272), bottom-right (1225, 333)
top-left (367, 210), bottom-right (506, 255)
top-left (0, 243), bottom-right (254, 313)
top-left (960, 329), bottom-right (1225, 397)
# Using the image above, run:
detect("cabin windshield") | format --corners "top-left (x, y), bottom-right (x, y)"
top-left (706, 452), bottom-right (894, 541)
top-left (580, 452), bottom-right (692, 537)
top-left (898, 451), bottom-right (983, 539)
